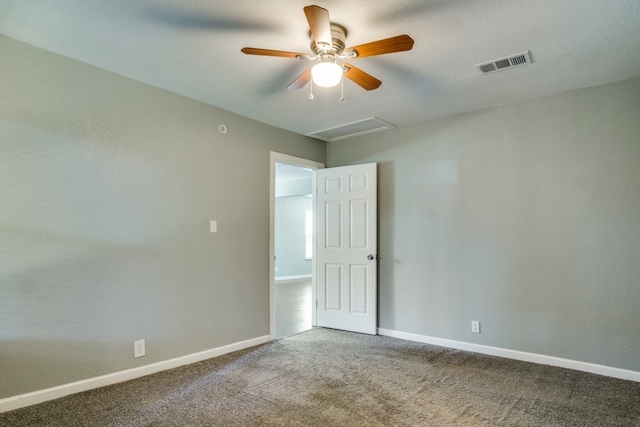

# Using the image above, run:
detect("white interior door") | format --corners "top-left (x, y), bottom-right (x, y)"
top-left (315, 163), bottom-right (377, 335)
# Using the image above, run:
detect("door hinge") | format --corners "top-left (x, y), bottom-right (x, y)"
top-left (316, 300), bottom-right (318, 308)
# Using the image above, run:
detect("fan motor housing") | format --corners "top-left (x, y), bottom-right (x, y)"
top-left (310, 24), bottom-right (347, 55)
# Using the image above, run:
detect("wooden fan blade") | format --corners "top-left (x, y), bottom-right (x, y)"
top-left (241, 47), bottom-right (309, 59)
top-left (343, 64), bottom-right (381, 91)
top-left (304, 5), bottom-right (332, 49)
top-left (346, 34), bottom-right (414, 58)
top-left (287, 68), bottom-right (312, 90)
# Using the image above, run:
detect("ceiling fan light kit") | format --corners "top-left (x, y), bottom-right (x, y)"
top-left (241, 5), bottom-right (414, 99)
top-left (311, 57), bottom-right (343, 87)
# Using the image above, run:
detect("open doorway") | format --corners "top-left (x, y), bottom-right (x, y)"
top-left (269, 153), bottom-right (323, 338)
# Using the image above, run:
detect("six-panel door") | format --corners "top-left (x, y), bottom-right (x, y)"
top-left (315, 163), bottom-right (377, 335)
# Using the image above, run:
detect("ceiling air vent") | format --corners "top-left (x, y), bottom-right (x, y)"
top-left (476, 51), bottom-right (531, 74)
top-left (306, 117), bottom-right (396, 142)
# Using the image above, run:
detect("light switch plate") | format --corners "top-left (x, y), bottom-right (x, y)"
top-left (210, 220), bottom-right (217, 233)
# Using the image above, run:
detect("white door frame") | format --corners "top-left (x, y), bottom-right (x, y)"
top-left (269, 152), bottom-right (324, 339)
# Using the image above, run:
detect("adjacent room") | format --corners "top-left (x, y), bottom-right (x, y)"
top-left (1, 0), bottom-right (639, 424)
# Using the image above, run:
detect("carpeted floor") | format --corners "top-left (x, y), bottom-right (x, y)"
top-left (1, 327), bottom-right (639, 426)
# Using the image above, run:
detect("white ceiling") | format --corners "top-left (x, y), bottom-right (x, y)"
top-left (2, 0), bottom-right (640, 138)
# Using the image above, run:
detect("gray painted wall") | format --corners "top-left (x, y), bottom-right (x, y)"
top-left (0, 35), bottom-right (325, 399)
top-left (327, 77), bottom-right (640, 372)
top-left (2, 30), bottom-right (639, 401)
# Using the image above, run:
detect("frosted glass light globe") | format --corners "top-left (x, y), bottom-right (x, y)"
top-left (311, 61), bottom-right (343, 88)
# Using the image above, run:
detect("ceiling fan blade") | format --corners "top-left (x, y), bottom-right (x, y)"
top-left (287, 68), bottom-right (312, 90)
top-left (241, 48), bottom-right (309, 59)
top-left (304, 5), bottom-right (332, 50)
top-left (346, 35), bottom-right (414, 58)
top-left (343, 64), bottom-right (381, 91)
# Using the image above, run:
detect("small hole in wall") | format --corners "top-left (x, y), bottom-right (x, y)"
top-left (219, 124), bottom-right (228, 134)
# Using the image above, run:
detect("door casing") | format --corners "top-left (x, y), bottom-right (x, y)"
top-left (269, 152), bottom-right (324, 338)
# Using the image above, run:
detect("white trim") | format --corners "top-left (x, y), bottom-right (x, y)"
top-left (0, 334), bottom-right (271, 414)
top-left (378, 328), bottom-right (640, 383)
top-left (269, 152), bottom-right (324, 338)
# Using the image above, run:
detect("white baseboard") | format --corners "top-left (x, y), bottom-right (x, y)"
top-left (377, 328), bottom-right (640, 383)
top-left (0, 334), bottom-right (272, 414)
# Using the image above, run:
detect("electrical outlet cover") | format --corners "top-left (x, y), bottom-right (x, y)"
top-left (134, 340), bottom-right (145, 358)
top-left (471, 321), bottom-right (480, 333)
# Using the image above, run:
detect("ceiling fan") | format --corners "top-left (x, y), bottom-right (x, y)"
top-left (241, 5), bottom-right (414, 96)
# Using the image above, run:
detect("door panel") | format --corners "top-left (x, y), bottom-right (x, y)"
top-left (349, 264), bottom-right (367, 314)
top-left (325, 264), bottom-right (342, 311)
top-left (325, 201), bottom-right (342, 248)
top-left (316, 163), bottom-right (377, 335)
top-left (350, 200), bottom-right (368, 248)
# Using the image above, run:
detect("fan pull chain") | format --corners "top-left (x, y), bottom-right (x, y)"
top-left (309, 80), bottom-right (314, 100)
top-left (340, 75), bottom-right (346, 103)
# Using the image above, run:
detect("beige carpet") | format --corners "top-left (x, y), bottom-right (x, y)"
top-left (1, 327), bottom-right (639, 426)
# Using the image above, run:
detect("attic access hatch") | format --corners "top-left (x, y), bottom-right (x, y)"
top-left (476, 51), bottom-right (532, 74)
top-left (306, 117), bottom-right (396, 142)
